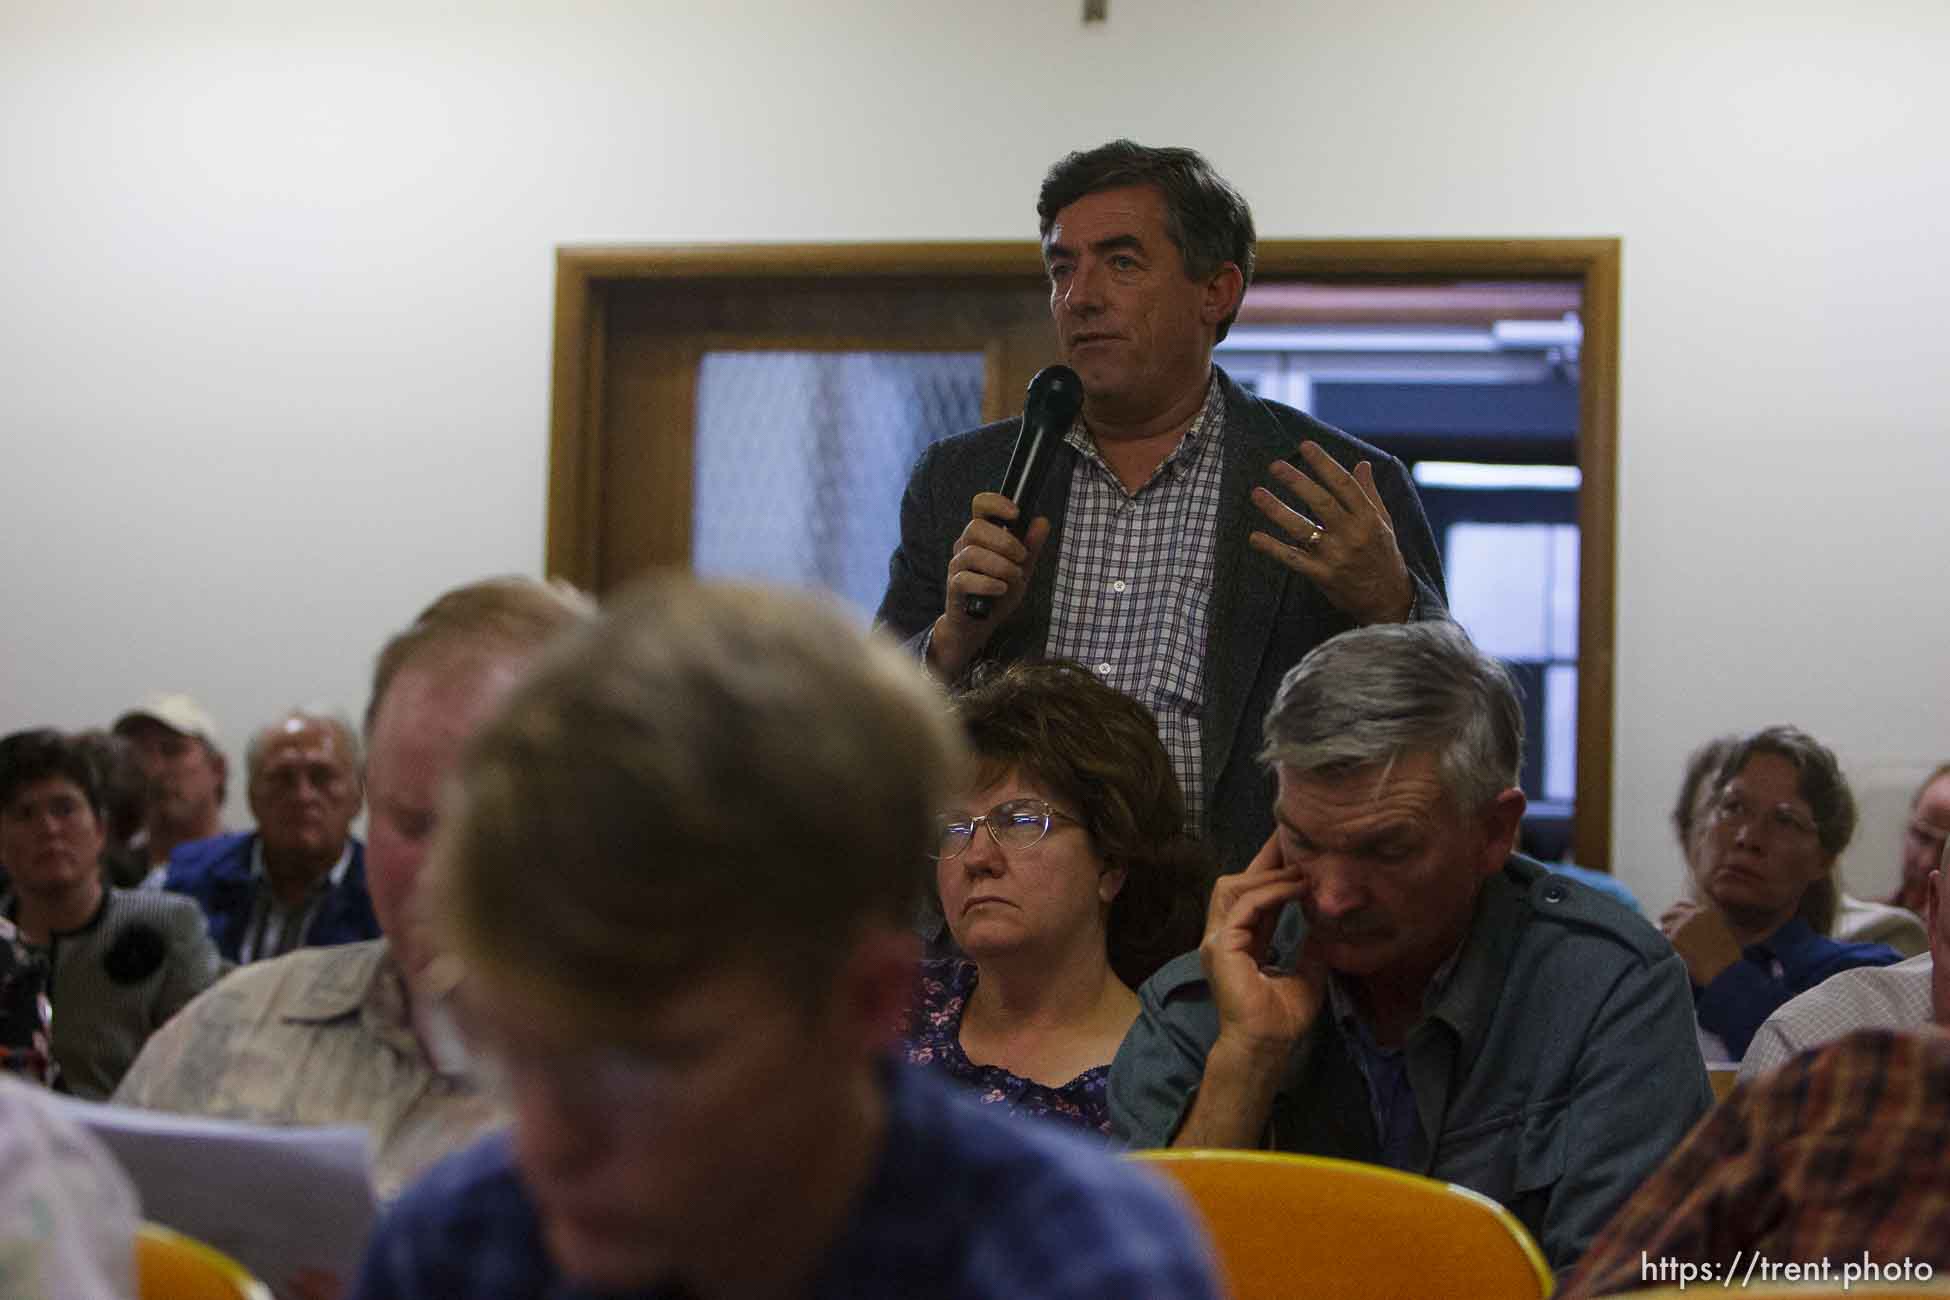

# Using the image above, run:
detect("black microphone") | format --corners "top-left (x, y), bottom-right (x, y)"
top-left (962, 365), bottom-right (1084, 619)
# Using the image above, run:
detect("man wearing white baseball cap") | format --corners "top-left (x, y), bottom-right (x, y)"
top-left (112, 693), bottom-right (227, 888)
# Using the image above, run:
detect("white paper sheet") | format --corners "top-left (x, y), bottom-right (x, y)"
top-left (49, 1096), bottom-right (377, 1297)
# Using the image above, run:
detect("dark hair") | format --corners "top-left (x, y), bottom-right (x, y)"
top-left (1672, 734), bottom-right (1738, 853)
top-left (0, 729), bottom-right (106, 818)
top-left (952, 661), bottom-right (1208, 988)
top-left (1037, 140), bottom-right (1257, 341)
top-left (1710, 725), bottom-right (1854, 935)
top-left (70, 729), bottom-right (147, 845)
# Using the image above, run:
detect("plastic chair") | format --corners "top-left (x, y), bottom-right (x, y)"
top-left (135, 1223), bottom-right (274, 1300)
top-left (1708, 1067), bottom-right (1740, 1101)
top-left (1622, 1287), bottom-right (1950, 1299)
top-left (1129, 1148), bottom-right (1554, 1300)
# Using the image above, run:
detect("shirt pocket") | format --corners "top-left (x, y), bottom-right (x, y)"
top-left (1433, 1098), bottom-right (1568, 1220)
top-left (1517, 1103), bottom-right (1568, 1190)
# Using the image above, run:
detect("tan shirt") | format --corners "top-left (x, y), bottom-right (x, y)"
top-left (112, 938), bottom-right (502, 1200)
top-left (1833, 891), bottom-right (1929, 958)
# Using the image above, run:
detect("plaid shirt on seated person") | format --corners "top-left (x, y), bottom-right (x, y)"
top-left (1562, 1026), bottom-right (1950, 1297)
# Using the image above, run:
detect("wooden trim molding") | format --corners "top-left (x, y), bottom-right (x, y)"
top-left (1570, 240), bottom-right (1621, 875)
top-left (545, 250), bottom-right (602, 586)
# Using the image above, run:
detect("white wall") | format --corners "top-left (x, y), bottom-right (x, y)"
top-left (4, 0), bottom-right (1947, 909)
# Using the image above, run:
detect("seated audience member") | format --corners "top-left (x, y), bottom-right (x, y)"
top-left (1109, 620), bottom-right (1711, 1276)
top-left (165, 708), bottom-right (376, 964)
top-left (1740, 842), bottom-right (1950, 1080)
top-left (1826, 762), bottom-right (1933, 955)
top-left (1662, 726), bottom-right (1901, 1062)
top-left (1832, 890), bottom-right (1927, 956)
top-left (115, 577), bottom-right (592, 1200)
top-left (1660, 734), bottom-right (1735, 1064)
top-left (1887, 761), bottom-right (1950, 915)
top-left (0, 1075), bottom-right (142, 1300)
top-left (1673, 736), bottom-right (1924, 960)
top-left (70, 730), bottom-right (149, 890)
top-left (1562, 1026), bottom-right (1950, 1297)
top-left (909, 662), bottom-right (1206, 1134)
top-left (1, 914), bottom-right (53, 1082)
top-left (351, 581), bottom-right (1222, 1300)
top-left (1671, 735), bottom-right (1737, 879)
top-left (112, 694), bottom-right (227, 887)
top-left (0, 729), bottom-right (220, 1099)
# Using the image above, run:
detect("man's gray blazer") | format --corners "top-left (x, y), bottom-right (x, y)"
top-left (875, 368), bottom-right (1448, 875)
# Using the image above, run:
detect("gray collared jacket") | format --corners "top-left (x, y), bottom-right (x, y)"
top-left (5, 886), bottom-right (221, 1099)
top-left (1108, 856), bottom-right (1712, 1276)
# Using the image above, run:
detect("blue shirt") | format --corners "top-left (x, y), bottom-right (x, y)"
top-left (1695, 916), bottom-right (1902, 1060)
top-left (163, 831), bottom-right (379, 964)
top-left (1334, 1006), bottom-right (1423, 1171)
top-left (350, 1061), bottom-right (1221, 1300)
top-left (1324, 955), bottom-right (1459, 1174)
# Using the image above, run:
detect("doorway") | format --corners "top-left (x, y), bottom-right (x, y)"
top-left (545, 238), bottom-right (1619, 868)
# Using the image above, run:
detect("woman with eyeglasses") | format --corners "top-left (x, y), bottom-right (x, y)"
top-left (1660, 725), bottom-right (1901, 1063)
top-left (905, 661), bottom-right (1207, 1135)
top-left (1889, 763), bottom-right (1950, 916)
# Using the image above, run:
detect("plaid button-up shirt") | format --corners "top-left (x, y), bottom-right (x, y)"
top-left (1045, 376), bottom-right (1225, 833)
top-left (1561, 1027), bottom-right (1950, 1298)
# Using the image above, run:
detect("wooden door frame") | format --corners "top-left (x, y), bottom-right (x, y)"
top-left (545, 238), bottom-right (1621, 871)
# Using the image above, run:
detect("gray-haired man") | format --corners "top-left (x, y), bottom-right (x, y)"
top-left (162, 708), bottom-right (374, 965)
top-left (1109, 620), bottom-right (1711, 1277)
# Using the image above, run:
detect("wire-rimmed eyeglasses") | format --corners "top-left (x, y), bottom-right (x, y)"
top-left (929, 797), bottom-right (1082, 860)
top-left (1710, 790), bottom-right (1817, 839)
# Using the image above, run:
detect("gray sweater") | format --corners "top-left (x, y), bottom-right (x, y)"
top-left (7, 887), bottom-right (221, 1099)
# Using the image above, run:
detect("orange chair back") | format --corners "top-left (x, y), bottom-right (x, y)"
top-left (135, 1223), bottom-right (274, 1300)
top-left (1708, 1067), bottom-right (1740, 1102)
top-left (1625, 1288), bottom-right (1950, 1299)
top-left (1129, 1148), bottom-right (1554, 1300)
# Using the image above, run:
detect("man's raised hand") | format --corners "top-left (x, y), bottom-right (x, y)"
top-left (1249, 443), bottom-right (1414, 626)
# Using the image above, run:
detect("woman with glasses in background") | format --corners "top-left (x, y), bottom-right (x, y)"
top-left (1662, 725), bottom-right (1901, 1063)
top-left (906, 662), bottom-right (1207, 1135)
top-left (1889, 763), bottom-right (1950, 916)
